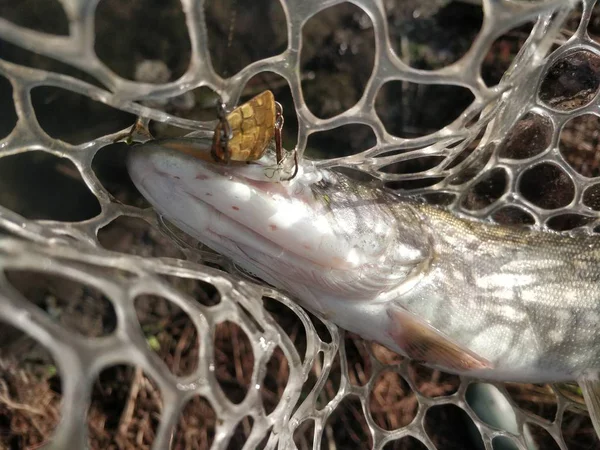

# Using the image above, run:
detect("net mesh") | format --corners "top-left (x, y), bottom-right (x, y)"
top-left (0, 0), bottom-right (598, 448)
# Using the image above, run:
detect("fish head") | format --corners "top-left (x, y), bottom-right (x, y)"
top-left (127, 139), bottom-right (428, 310)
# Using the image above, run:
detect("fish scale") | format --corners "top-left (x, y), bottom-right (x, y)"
top-left (404, 203), bottom-right (600, 377)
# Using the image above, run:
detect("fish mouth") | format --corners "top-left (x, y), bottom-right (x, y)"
top-left (176, 182), bottom-right (330, 272)
top-left (127, 144), bottom-right (337, 269)
top-left (128, 148), bottom-right (279, 261)
top-left (183, 189), bottom-right (294, 280)
top-left (155, 169), bottom-right (336, 296)
top-left (128, 142), bottom-right (363, 275)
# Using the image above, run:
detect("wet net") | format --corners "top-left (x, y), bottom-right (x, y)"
top-left (0, 0), bottom-right (598, 448)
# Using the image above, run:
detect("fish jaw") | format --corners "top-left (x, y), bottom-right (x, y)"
top-left (127, 142), bottom-right (363, 270)
top-left (126, 143), bottom-right (427, 311)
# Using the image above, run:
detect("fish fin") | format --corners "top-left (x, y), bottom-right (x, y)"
top-left (578, 372), bottom-right (600, 439)
top-left (386, 307), bottom-right (493, 372)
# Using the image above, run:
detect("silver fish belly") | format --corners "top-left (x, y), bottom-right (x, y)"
top-left (126, 141), bottom-right (600, 384)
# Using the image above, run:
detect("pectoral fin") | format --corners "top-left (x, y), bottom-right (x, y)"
top-left (578, 372), bottom-right (600, 439)
top-left (387, 308), bottom-right (492, 372)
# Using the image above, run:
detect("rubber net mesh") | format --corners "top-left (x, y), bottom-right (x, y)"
top-left (0, 0), bottom-right (598, 448)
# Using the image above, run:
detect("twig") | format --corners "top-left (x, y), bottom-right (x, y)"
top-left (325, 423), bottom-right (337, 450)
top-left (0, 379), bottom-right (45, 416)
top-left (173, 322), bottom-right (195, 374)
top-left (231, 325), bottom-right (246, 388)
top-left (117, 367), bottom-right (144, 442)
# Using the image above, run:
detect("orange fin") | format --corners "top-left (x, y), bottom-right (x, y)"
top-left (386, 308), bottom-right (493, 372)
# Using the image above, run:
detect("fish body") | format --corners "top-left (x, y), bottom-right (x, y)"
top-left (127, 141), bottom-right (600, 385)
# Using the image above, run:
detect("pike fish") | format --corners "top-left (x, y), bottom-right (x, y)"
top-left (127, 140), bottom-right (600, 434)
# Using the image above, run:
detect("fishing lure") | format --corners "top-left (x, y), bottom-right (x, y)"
top-left (212, 90), bottom-right (284, 164)
top-left (152, 90), bottom-right (298, 181)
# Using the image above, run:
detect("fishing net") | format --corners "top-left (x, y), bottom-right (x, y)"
top-left (0, 0), bottom-right (598, 448)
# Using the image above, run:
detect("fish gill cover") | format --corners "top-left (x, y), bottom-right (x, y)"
top-left (0, 0), bottom-right (598, 449)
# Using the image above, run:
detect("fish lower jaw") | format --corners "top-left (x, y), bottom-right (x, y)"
top-left (158, 192), bottom-right (310, 292)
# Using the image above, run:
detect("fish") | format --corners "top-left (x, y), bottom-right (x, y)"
top-left (127, 139), bottom-right (600, 436)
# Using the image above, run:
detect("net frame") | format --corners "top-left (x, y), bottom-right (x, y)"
top-left (0, 0), bottom-right (598, 449)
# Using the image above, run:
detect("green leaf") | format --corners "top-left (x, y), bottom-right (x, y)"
top-left (147, 335), bottom-right (161, 351)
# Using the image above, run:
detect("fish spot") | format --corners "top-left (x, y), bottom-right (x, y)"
top-left (269, 224), bottom-right (277, 231)
top-left (196, 173), bottom-right (209, 180)
top-left (173, 175), bottom-right (180, 179)
top-left (232, 206), bottom-right (240, 211)
top-left (303, 244), bottom-right (311, 250)
top-left (205, 193), bottom-right (212, 196)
